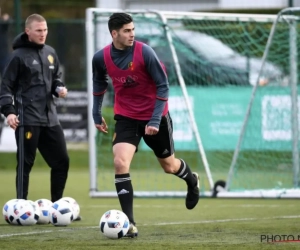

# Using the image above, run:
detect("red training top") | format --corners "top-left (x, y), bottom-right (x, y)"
top-left (103, 41), bottom-right (168, 120)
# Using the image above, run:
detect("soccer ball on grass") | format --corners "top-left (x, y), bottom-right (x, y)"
top-left (35, 198), bottom-right (53, 224)
top-left (14, 200), bottom-right (39, 225)
top-left (99, 209), bottom-right (130, 239)
top-left (48, 199), bottom-right (73, 226)
top-left (59, 197), bottom-right (80, 221)
top-left (2, 199), bottom-right (23, 224)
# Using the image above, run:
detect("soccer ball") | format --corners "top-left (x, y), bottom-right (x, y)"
top-left (59, 197), bottom-right (80, 221)
top-left (99, 209), bottom-right (130, 239)
top-left (35, 198), bottom-right (53, 224)
top-left (2, 199), bottom-right (23, 224)
top-left (48, 200), bottom-right (73, 226)
top-left (14, 200), bottom-right (38, 226)
top-left (26, 200), bottom-right (40, 223)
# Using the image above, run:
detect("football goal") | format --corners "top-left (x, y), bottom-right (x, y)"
top-left (86, 8), bottom-right (213, 197)
top-left (224, 7), bottom-right (300, 198)
top-left (86, 7), bottom-right (300, 198)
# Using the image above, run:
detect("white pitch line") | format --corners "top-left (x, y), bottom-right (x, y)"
top-left (0, 215), bottom-right (299, 238)
top-left (0, 230), bottom-right (54, 238)
top-left (84, 204), bottom-right (297, 208)
top-left (0, 226), bottom-right (98, 238)
top-left (147, 215), bottom-right (300, 226)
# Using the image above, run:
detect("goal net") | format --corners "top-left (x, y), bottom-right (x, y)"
top-left (224, 8), bottom-right (300, 198)
top-left (86, 8), bottom-right (300, 198)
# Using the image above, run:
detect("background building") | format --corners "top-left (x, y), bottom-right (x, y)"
top-left (97, 0), bottom-right (299, 12)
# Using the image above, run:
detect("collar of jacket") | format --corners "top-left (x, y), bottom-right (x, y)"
top-left (12, 32), bottom-right (44, 50)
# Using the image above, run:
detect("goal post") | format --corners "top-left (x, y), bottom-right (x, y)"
top-left (224, 7), bottom-right (300, 198)
top-left (86, 8), bottom-right (214, 197)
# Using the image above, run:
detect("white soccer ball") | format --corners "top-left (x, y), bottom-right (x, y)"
top-left (27, 200), bottom-right (40, 223)
top-left (59, 197), bottom-right (80, 220)
top-left (35, 198), bottom-right (53, 224)
top-left (99, 209), bottom-right (130, 239)
top-left (14, 200), bottom-right (38, 226)
top-left (48, 200), bottom-right (73, 226)
top-left (2, 199), bottom-right (23, 224)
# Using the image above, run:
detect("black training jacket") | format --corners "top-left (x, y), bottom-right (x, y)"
top-left (0, 32), bottom-right (64, 126)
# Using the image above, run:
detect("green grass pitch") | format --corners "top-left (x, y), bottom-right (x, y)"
top-left (0, 150), bottom-right (300, 249)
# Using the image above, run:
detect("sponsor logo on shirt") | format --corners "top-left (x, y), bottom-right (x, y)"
top-left (112, 75), bottom-right (139, 88)
top-left (123, 75), bottom-right (139, 88)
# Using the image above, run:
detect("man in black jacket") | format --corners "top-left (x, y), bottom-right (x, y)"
top-left (0, 14), bottom-right (69, 202)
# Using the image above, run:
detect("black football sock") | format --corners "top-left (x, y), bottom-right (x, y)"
top-left (174, 159), bottom-right (197, 188)
top-left (115, 173), bottom-right (135, 224)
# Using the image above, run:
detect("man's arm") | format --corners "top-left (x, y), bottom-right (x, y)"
top-left (0, 56), bottom-right (20, 117)
top-left (92, 50), bottom-right (109, 125)
top-left (51, 51), bottom-right (66, 97)
top-left (142, 44), bottom-right (169, 129)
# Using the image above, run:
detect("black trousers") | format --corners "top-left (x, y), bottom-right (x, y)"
top-left (15, 125), bottom-right (69, 202)
top-left (0, 114), bottom-right (4, 143)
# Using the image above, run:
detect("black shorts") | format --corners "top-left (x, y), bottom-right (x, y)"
top-left (113, 113), bottom-right (174, 158)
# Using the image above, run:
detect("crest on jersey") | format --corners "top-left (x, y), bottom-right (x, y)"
top-left (48, 55), bottom-right (54, 64)
top-left (128, 62), bottom-right (133, 70)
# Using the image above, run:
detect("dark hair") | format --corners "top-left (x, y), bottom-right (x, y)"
top-left (108, 13), bottom-right (133, 33)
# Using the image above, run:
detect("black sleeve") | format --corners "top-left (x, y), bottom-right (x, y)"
top-left (0, 55), bottom-right (20, 117)
top-left (51, 51), bottom-right (64, 97)
top-left (142, 44), bottom-right (169, 128)
top-left (92, 50), bottom-right (109, 124)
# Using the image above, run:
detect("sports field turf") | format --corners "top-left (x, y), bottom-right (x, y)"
top-left (0, 151), bottom-right (300, 249)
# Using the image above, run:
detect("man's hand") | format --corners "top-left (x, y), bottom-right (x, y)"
top-left (95, 117), bottom-right (108, 133)
top-left (56, 86), bottom-right (68, 98)
top-left (7, 114), bottom-right (19, 130)
top-left (145, 125), bottom-right (159, 136)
